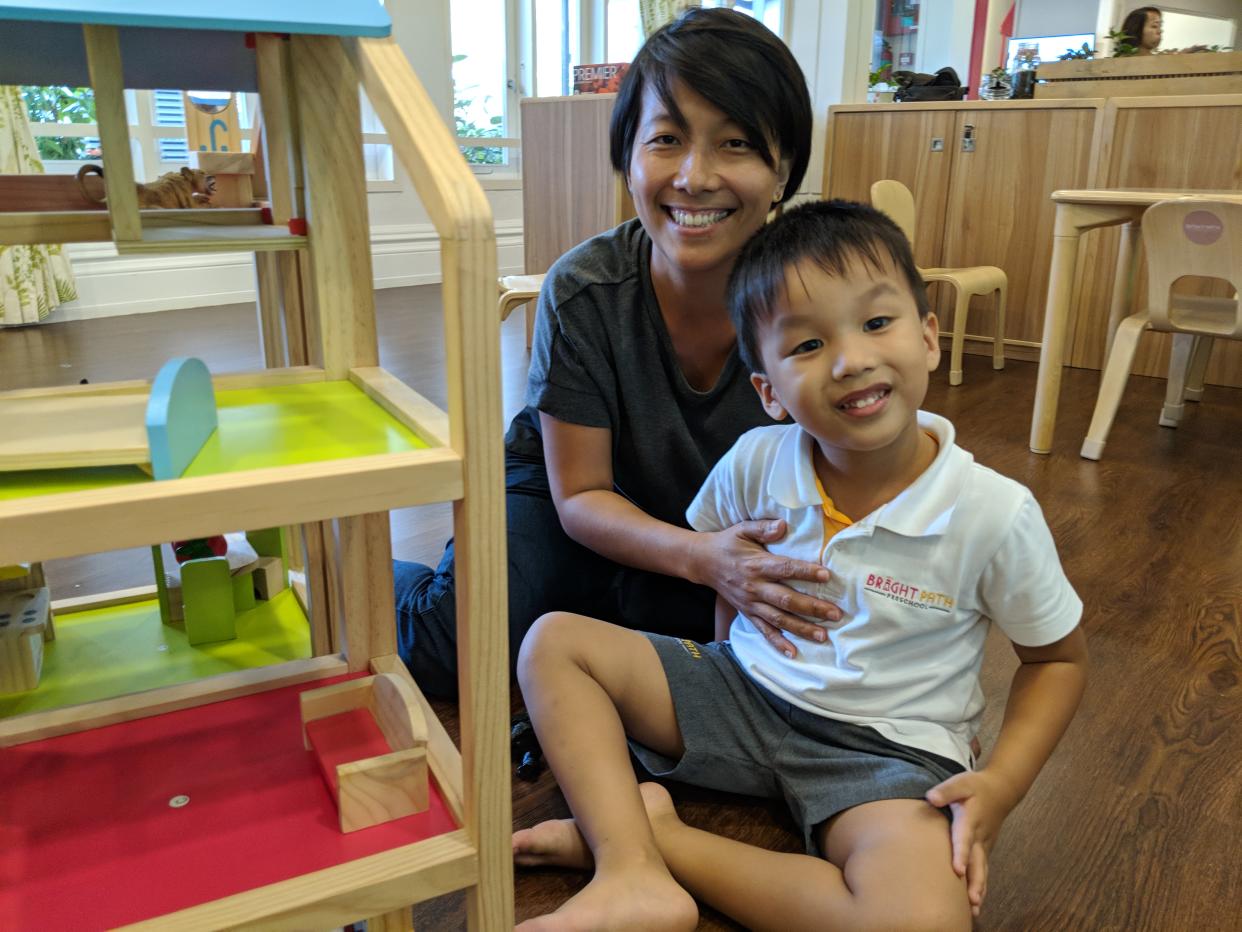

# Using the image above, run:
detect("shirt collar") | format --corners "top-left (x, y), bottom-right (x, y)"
top-left (765, 412), bottom-right (971, 537)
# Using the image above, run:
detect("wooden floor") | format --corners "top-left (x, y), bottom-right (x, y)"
top-left (3, 288), bottom-right (1240, 931)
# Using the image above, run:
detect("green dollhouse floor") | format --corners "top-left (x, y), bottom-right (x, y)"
top-left (0, 588), bottom-right (311, 718)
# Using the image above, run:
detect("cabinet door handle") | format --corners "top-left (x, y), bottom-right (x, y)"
top-left (962, 123), bottom-right (976, 152)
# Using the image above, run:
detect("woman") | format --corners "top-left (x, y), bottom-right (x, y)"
top-left (395, 8), bottom-right (839, 697)
top-left (1119, 7), bottom-right (1162, 55)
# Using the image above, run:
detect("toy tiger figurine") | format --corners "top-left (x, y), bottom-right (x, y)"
top-left (76, 164), bottom-right (215, 208)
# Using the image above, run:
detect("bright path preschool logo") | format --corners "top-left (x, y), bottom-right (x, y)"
top-left (864, 573), bottom-right (954, 613)
top-left (679, 639), bottom-right (704, 659)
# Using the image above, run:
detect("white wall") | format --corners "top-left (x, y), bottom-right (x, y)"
top-left (918, 0), bottom-right (977, 82)
top-left (785, 0), bottom-right (874, 199)
top-left (1015, 0), bottom-right (1100, 39)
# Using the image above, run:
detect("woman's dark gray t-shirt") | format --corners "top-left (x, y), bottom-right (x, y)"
top-left (510, 218), bottom-right (774, 529)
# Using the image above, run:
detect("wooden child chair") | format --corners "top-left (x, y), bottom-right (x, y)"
top-left (1081, 199), bottom-right (1242, 460)
top-left (497, 274), bottom-right (545, 350)
top-left (870, 180), bottom-right (1007, 386)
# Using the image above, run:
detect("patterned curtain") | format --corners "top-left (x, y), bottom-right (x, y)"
top-left (0, 86), bottom-right (77, 326)
top-left (639, 0), bottom-right (704, 38)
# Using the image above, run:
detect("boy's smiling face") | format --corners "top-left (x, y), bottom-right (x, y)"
top-left (750, 254), bottom-right (940, 459)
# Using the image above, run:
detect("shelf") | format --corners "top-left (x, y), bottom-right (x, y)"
top-left (0, 373), bottom-right (462, 565)
top-left (0, 674), bottom-right (465, 930)
top-left (0, 208), bottom-right (300, 249)
top-left (114, 224), bottom-right (309, 254)
top-left (0, 589), bottom-right (311, 720)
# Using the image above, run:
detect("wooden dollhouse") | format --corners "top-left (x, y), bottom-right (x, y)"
top-left (0, 2), bottom-right (511, 928)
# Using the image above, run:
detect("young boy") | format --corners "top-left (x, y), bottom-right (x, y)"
top-left (513, 201), bottom-right (1087, 932)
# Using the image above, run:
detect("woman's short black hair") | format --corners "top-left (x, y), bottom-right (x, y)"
top-left (1119, 6), bottom-right (1161, 52)
top-left (609, 7), bottom-right (812, 204)
top-left (728, 200), bottom-right (930, 374)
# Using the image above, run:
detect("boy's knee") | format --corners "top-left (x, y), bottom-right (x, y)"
top-left (860, 887), bottom-right (972, 932)
top-left (516, 611), bottom-right (583, 687)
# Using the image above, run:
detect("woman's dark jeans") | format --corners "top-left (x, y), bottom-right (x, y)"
top-left (394, 446), bottom-right (715, 698)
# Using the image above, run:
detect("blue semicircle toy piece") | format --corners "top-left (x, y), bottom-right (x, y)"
top-left (145, 357), bottom-right (218, 480)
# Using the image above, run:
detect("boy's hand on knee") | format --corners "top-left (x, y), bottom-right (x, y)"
top-left (926, 769), bottom-right (1021, 916)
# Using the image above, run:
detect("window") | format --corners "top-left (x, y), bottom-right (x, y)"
top-left (451, 0), bottom-right (516, 168)
top-left (151, 89), bottom-right (190, 164)
top-left (20, 86), bottom-right (98, 167)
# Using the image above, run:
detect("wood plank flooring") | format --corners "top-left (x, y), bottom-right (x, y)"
top-left (3, 289), bottom-right (1239, 931)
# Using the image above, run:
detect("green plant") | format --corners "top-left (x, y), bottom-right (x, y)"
top-left (1107, 28), bottom-right (1139, 57)
top-left (868, 65), bottom-right (892, 87)
top-left (1058, 42), bottom-right (1096, 61)
top-left (989, 66), bottom-right (1009, 80)
top-left (19, 85), bottom-right (96, 161)
top-left (452, 54), bottom-right (505, 166)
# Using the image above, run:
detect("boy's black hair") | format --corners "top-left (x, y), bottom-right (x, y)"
top-left (728, 200), bottom-right (931, 373)
top-left (609, 7), bottom-right (812, 205)
top-left (1119, 7), bottom-right (1161, 52)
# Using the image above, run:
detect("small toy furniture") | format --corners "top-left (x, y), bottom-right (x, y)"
top-left (0, 2), bottom-right (510, 929)
top-left (0, 356), bottom-right (217, 479)
top-left (1080, 199), bottom-right (1242, 460)
top-left (190, 151), bottom-right (257, 208)
top-left (0, 585), bottom-right (54, 694)
top-left (153, 529), bottom-right (288, 645)
top-left (301, 672), bottom-right (429, 833)
top-left (871, 179), bottom-right (1007, 386)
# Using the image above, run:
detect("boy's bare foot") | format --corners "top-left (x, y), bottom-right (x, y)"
top-left (514, 857), bottom-right (697, 932)
top-left (636, 781), bottom-right (681, 833)
top-left (513, 819), bottom-right (594, 870)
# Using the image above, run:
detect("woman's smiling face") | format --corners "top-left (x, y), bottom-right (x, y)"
top-left (627, 79), bottom-right (789, 282)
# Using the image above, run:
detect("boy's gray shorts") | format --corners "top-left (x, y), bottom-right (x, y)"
top-left (631, 634), bottom-right (965, 855)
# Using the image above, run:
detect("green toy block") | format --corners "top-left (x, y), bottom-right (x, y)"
top-left (246, 527), bottom-right (290, 588)
top-left (246, 526), bottom-right (285, 560)
top-left (231, 570), bottom-right (257, 613)
top-left (180, 557), bottom-right (236, 645)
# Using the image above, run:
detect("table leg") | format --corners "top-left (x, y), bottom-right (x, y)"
top-left (1030, 224), bottom-right (1081, 453)
top-left (1105, 221), bottom-right (1141, 361)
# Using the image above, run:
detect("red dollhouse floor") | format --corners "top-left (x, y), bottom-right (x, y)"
top-left (0, 675), bottom-right (457, 929)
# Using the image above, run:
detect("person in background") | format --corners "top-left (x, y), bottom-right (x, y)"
top-left (392, 8), bottom-right (835, 698)
top-left (1119, 7), bottom-right (1162, 55)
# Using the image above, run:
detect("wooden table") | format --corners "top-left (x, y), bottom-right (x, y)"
top-left (1029, 188), bottom-right (1242, 453)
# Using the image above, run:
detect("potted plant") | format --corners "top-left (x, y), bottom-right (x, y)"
top-left (979, 66), bottom-right (1011, 100)
top-left (868, 66), bottom-right (896, 104)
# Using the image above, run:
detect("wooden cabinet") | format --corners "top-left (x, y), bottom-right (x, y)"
top-left (941, 106), bottom-right (1097, 346)
top-left (520, 94), bottom-right (634, 276)
top-left (824, 96), bottom-right (1242, 388)
top-left (825, 100), bottom-right (1098, 359)
top-left (823, 109), bottom-right (957, 272)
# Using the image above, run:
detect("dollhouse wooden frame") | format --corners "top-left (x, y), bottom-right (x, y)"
top-left (0, 2), bottom-right (511, 928)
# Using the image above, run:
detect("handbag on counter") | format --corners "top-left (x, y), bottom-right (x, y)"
top-left (892, 67), bottom-right (967, 102)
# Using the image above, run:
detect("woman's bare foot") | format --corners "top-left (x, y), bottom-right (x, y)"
top-left (513, 819), bottom-right (594, 870)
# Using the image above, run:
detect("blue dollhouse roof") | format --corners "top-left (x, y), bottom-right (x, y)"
top-left (0, 0), bottom-right (391, 88)
top-left (0, 1), bottom-right (390, 36)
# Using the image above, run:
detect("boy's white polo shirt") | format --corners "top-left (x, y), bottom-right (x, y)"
top-left (687, 411), bottom-right (1081, 769)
